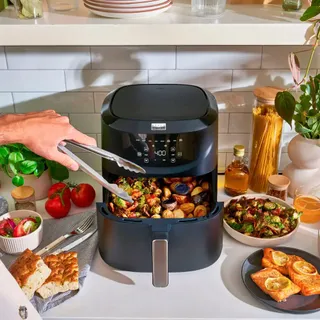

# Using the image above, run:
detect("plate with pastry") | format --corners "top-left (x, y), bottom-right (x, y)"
top-left (241, 246), bottom-right (320, 314)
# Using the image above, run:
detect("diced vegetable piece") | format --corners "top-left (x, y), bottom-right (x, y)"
top-left (264, 202), bottom-right (277, 210)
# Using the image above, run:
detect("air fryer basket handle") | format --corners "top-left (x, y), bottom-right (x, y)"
top-left (152, 231), bottom-right (169, 288)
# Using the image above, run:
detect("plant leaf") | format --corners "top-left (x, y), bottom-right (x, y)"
top-left (301, 6), bottom-right (320, 21)
top-left (12, 175), bottom-right (24, 187)
top-left (46, 160), bottom-right (69, 181)
top-left (9, 163), bottom-right (18, 175)
top-left (0, 146), bottom-right (9, 165)
top-left (311, 0), bottom-right (320, 6)
top-left (295, 122), bottom-right (313, 134)
top-left (288, 52), bottom-right (301, 85)
top-left (8, 151), bottom-right (24, 164)
top-left (34, 161), bottom-right (45, 177)
top-left (275, 91), bottom-right (296, 127)
top-left (19, 160), bottom-right (37, 174)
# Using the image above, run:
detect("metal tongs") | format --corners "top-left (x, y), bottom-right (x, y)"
top-left (58, 140), bottom-right (146, 203)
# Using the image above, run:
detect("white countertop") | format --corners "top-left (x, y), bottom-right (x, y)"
top-left (0, 1), bottom-right (313, 46)
top-left (1, 171), bottom-right (320, 320)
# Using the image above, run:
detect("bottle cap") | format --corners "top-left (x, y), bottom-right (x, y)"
top-left (234, 145), bottom-right (245, 157)
top-left (11, 186), bottom-right (35, 200)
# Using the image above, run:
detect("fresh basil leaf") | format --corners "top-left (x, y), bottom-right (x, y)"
top-left (12, 175), bottom-right (24, 187)
top-left (46, 160), bottom-right (69, 181)
top-left (8, 151), bottom-right (24, 164)
top-left (275, 92), bottom-right (296, 127)
top-left (2, 164), bottom-right (12, 177)
top-left (23, 150), bottom-right (43, 162)
top-left (300, 6), bottom-right (320, 21)
top-left (311, 0), bottom-right (320, 6)
top-left (34, 161), bottom-right (45, 177)
top-left (0, 146), bottom-right (10, 159)
top-left (9, 162), bottom-right (18, 175)
top-left (5, 143), bottom-right (22, 150)
top-left (19, 160), bottom-right (37, 174)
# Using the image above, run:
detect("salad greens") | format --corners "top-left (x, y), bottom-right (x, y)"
top-left (0, 216), bottom-right (41, 238)
top-left (224, 197), bottom-right (302, 238)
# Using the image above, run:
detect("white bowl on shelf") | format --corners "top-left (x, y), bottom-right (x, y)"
top-left (0, 210), bottom-right (43, 255)
top-left (223, 194), bottom-right (300, 247)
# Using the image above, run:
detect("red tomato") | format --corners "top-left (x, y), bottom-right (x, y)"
top-left (0, 220), bottom-right (11, 237)
top-left (45, 193), bottom-right (71, 219)
top-left (48, 182), bottom-right (71, 199)
top-left (71, 183), bottom-right (96, 207)
top-left (13, 218), bottom-right (36, 237)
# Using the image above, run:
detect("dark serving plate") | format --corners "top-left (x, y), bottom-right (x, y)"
top-left (241, 246), bottom-right (320, 314)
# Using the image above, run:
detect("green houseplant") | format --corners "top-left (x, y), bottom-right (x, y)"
top-left (0, 143), bottom-right (69, 199)
top-left (274, 1), bottom-right (320, 197)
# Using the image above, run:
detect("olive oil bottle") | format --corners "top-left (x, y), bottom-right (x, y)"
top-left (224, 145), bottom-right (249, 196)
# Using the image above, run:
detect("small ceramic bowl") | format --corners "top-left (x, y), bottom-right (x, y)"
top-left (223, 194), bottom-right (300, 247)
top-left (0, 210), bottom-right (43, 255)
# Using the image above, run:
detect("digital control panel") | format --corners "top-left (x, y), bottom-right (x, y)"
top-left (131, 134), bottom-right (194, 166)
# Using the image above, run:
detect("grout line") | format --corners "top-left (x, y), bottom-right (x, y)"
top-left (260, 46), bottom-right (264, 69)
top-left (3, 47), bottom-right (9, 70)
top-left (11, 92), bottom-right (16, 114)
top-left (89, 46), bottom-right (93, 69)
top-left (175, 46), bottom-right (177, 70)
top-left (230, 69), bottom-right (234, 91)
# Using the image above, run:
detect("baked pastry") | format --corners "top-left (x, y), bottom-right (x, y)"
top-left (261, 248), bottom-right (291, 275)
top-left (287, 255), bottom-right (320, 296)
top-left (251, 268), bottom-right (300, 302)
top-left (9, 249), bottom-right (51, 300)
top-left (37, 252), bottom-right (79, 299)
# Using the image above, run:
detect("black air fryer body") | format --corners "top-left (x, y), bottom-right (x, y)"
top-left (97, 84), bottom-right (223, 287)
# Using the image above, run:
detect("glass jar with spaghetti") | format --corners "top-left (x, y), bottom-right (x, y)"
top-left (248, 87), bottom-right (284, 193)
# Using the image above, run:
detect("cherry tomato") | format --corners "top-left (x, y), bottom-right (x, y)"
top-left (13, 218), bottom-right (37, 237)
top-left (48, 182), bottom-right (71, 199)
top-left (45, 193), bottom-right (71, 219)
top-left (71, 183), bottom-right (96, 207)
top-left (0, 220), bottom-right (12, 237)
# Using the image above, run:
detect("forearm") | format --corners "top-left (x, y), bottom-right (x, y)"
top-left (0, 114), bottom-right (24, 145)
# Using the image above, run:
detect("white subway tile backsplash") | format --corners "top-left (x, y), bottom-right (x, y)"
top-left (283, 121), bottom-right (296, 133)
top-left (69, 113), bottom-right (101, 134)
top-left (0, 93), bottom-right (14, 113)
top-left (281, 133), bottom-right (297, 152)
top-left (13, 92), bottom-right (94, 113)
top-left (218, 152), bottom-right (226, 172)
top-left (218, 134), bottom-right (250, 152)
top-left (262, 46), bottom-right (317, 69)
top-left (5, 47), bottom-right (91, 70)
top-left (65, 70), bottom-right (147, 92)
top-left (0, 71), bottom-right (65, 92)
top-left (218, 113), bottom-right (229, 133)
top-left (94, 92), bottom-right (108, 113)
top-left (97, 134), bottom-right (101, 148)
top-left (279, 153), bottom-right (290, 171)
top-left (214, 91), bottom-right (255, 113)
top-left (229, 113), bottom-right (252, 133)
top-left (0, 47), bottom-right (6, 69)
top-left (177, 46), bottom-right (262, 70)
top-left (148, 70), bottom-right (232, 91)
top-left (91, 46), bottom-right (175, 70)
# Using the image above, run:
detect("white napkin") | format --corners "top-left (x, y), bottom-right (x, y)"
top-left (0, 260), bottom-right (42, 320)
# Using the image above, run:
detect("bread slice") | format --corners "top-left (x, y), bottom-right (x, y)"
top-left (37, 252), bottom-right (79, 299)
top-left (287, 255), bottom-right (320, 296)
top-left (251, 268), bottom-right (300, 302)
top-left (9, 249), bottom-right (52, 300)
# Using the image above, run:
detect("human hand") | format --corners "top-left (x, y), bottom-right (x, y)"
top-left (3, 110), bottom-right (97, 171)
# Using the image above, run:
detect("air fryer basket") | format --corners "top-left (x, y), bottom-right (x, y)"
top-left (97, 172), bottom-right (223, 287)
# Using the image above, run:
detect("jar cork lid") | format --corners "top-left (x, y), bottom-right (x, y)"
top-left (268, 175), bottom-right (291, 191)
top-left (234, 145), bottom-right (245, 157)
top-left (11, 186), bottom-right (35, 200)
top-left (253, 86), bottom-right (283, 105)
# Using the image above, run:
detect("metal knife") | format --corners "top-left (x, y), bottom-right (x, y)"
top-left (52, 229), bottom-right (97, 255)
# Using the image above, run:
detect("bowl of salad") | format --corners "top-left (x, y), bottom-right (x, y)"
top-left (0, 210), bottom-right (43, 254)
top-left (223, 194), bottom-right (301, 247)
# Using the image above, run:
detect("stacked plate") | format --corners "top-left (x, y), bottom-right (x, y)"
top-left (84, 0), bottom-right (173, 18)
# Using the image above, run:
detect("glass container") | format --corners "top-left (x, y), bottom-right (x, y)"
top-left (294, 184), bottom-right (320, 224)
top-left (224, 145), bottom-right (249, 196)
top-left (47, 0), bottom-right (78, 11)
top-left (11, 186), bottom-right (37, 211)
top-left (248, 87), bottom-right (284, 193)
top-left (282, 0), bottom-right (302, 11)
top-left (191, 0), bottom-right (226, 16)
top-left (266, 174), bottom-right (290, 201)
top-left (14, 0), bottom-right (43, 19)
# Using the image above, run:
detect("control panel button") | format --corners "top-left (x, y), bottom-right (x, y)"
top-left (137, 152), bottom-right (142, 157)
top-left (177, 152), bottom-right (182, 158)
top-left (170, 146), bottom-right (176, 152)
top-left (144, 158), bottom-right (149, 163)
top-left (170, 158), bottom-right (176, 163)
